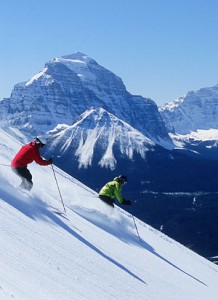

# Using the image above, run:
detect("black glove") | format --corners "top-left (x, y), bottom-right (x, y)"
top-left (122, 199), bottom-right (132, 206)
top-left (48, 157), bottom-right (53, 164)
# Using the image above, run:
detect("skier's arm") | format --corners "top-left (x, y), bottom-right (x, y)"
top-left (114, 184), bottom-right (124, 204)
top-left (34, 150), bottom-right (52, 166)
top-left (113, 182), bottom-right (131, 205)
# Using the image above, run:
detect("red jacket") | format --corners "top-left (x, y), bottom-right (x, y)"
top-left (11, 141), bottom-right (51, 168)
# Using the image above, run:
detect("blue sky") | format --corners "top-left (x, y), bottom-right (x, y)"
top-left (1, 0), bottom-right (218, 105)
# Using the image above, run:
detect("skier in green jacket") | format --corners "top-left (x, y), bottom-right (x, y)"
top-left (99, 175), bottom-right (132, 207)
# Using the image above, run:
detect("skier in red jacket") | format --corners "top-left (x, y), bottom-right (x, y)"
top-left (11, 137), bottom-right (52, 191)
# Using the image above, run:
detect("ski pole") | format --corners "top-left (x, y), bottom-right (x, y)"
top-left (130, 207), bottom-right (141, 243)
top-left (51, 164), bottom-right (66, 213)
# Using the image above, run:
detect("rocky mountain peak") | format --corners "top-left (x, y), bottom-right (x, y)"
top-left (61, 51), bottom-right (89, 61)
top-left (160, 84), bottom-right (218, 134)
top-left (0, 52), bottom-right (170, 146)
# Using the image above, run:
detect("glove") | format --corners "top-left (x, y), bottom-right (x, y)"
top-left (48, 157), bottom-right (53, 164)
top-left (122, 199), bottom-right (132, 206)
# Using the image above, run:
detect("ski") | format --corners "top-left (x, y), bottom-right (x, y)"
top-left (53, 210), bottom-right (68, 219)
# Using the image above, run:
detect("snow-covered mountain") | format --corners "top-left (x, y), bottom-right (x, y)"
top-left (0, 52), bottom-right (175, 194)
top-left (160, 84), bottom-right (218, 134)
top-left (0, 52), bottom-right (170, 145)
top-left (1, 128), bottom-right (218, 300)
top-left (46, 107), bottom-right (155, 170)
top-left (159, 84), bottom-right (218, 158)
top-left (1, 53), bottom-right (218, 194)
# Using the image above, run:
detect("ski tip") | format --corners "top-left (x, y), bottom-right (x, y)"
top-left (53, 210), bottom-right (68, 219)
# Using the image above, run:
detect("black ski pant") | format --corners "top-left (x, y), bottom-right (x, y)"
top-left (99, 195), bottom-right (114, 207)
top-left (12, 167), bottom-right (33, 191)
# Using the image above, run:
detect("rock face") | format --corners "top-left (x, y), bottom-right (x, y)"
top-left (0, 52), bottom-right (170, 146)
top-left (159, 84), bottom-right (218, 159)
top-left (159, 85), bottom-right (218, 134)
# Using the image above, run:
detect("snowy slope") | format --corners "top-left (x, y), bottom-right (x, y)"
top-left (1, 129), bottom-right (218, 300)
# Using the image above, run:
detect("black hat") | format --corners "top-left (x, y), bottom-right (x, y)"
top-left (118, 175), bottom-right (128, 184)
top-left (35, 137), bottom-right (45, 148)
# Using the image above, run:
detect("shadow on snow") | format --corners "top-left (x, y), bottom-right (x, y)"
top-left (0, 177), bottom-right (207, 287)
top-left (0, 185), bottom-right (146, 284)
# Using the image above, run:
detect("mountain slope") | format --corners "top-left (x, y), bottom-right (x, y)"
top-left (45, 107), bottom-right (155, 170)
top-left (0, 130), bottom-right (218, 300)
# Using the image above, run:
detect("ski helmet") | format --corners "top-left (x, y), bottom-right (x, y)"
top-left (118, 175), bottom-right (128, 184)
top-left (35, 137), bottom-right (46, 148)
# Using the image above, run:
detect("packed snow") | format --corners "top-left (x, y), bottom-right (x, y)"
top-left (0, 128), bottom-right (218, 300)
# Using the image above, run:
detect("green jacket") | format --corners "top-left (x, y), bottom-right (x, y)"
top-left (99, 178), bottom-right (124, 204)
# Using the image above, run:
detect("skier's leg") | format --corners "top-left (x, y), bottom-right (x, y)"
top-left (12, 167), bottom-right (33, 191)
top-left (99, 195), bottom-right (114, 207)
top-left (20, 168), bottom-right (33, 191)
